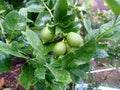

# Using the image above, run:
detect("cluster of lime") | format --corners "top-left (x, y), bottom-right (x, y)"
top-left (40, 26), bottom-right (84, 56)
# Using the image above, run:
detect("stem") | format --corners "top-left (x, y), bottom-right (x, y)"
top-left (69, 83), bottom-right (75, 90)
top-left (0, 22), bottom-right (9, 44)
top-left (41, 0), bottom-right (53, 18)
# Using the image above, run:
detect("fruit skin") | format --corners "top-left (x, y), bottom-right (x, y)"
top-left (67, 32), bottom-right (83, 47)
top-left (53, 41), bottom-right (66, 56)
top-left (66, 43), bottom-right (74, 53)
top-left (40, 26), bottom-right (54, 43)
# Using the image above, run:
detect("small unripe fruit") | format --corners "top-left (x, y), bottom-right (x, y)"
top-left (53, 42), bottom-right (66, 56)
top-left (40, 26), bottom-right (54, 43)
top-left (66, 43), bottom-right (74, 53)
top-left (67, 32), bottom-right (83, 47)
top-left (55, 26), bottom-right (63, 35)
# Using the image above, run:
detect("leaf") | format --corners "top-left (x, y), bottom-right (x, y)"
top-left (44, 42), bottom-right (56, 55)
top-left (61, 14), bottom-right (75, 25)
top-left (34, 67), bottom-right (46, 80)
top-left (46, 64), bottom-right (72, 84)
top-left (83, 18), bottom-right (92, 33)
top-left (61, 52), bottom-right (75, 68)
top-left (67, 0), bottom-right (76, 5)
top-left (0, 0), bottom-right (6, 11)
top-left (26, 1), bottom-right (44, 13)
top-left (96, 18), bottom-right (120, 41)
top-left (116, 15), bottom-right (120, 25)
top-left (70, 63), bottom-right (92, 83)
top-left (70, 69), bottom-right (86, 78)
top-left (2, 10), bottom-right (26, 41)
top-left (19, 8), bottom-right (32, 23)
top-left (45, 0), bottom-right (56, 9)
top-left (78, 63), bottom-right (92, 72)
top-left (0, 41), bottom-right (27, 59)
top-left (97, 44), bottom-right (108, 49)
top-left (93, 49), bottom-right (109, 59)
top-left (22, 29), bottom-right (44, 56)
top-left (85, 29), bottom-right (99, 41)
top-left (2, 10), bottom-right (19, 33)
top-left (0, 52), bottom-right (11, 72)
top-left (70, 69), bottom-right (88, 83)
top-left (62, 40), bottom-right (96, 69)
top-left (74, 40), bottom-right (96, 65)
top-left (70, 73), bottom-right (81, 83)
top-left (115, 45), bottom-right (120, 53)
top-left (34, 81), bottom-right (46, 90)
top-left (51, 81), bottom-right (67, 90)
top-left (35, 11), bottom-right (51, 27)
top-left (85, 16), bottom-right (120, 42)
top-left (19, 8), bottom-right (27, 18)
top-left (63, 21), bottom-right (82, 33)
top-left (22, 29), bottom-right (45, 64)
top-left (54, 0), bottom-right (68, 23)
top-left (19, 63), bottom-right (37, 90)
top-left (105, 0), bottom-right (120, 15)
top-left (86, 16), bottom-right (120, 41)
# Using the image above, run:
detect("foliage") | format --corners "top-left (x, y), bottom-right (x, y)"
top-left (0, 0), bottom-right (120, 90)
top-left (105, 0), bottom-right (120, 15)
top-left (0, 52), bottom-right (11, 72)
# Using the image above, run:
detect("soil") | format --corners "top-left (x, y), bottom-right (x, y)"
top-left (88, 58), bottom-right (120, 89)
top-left (0, 57), bottom-right (120, 90)
top-left (0, 57), bottom-right (27, 90)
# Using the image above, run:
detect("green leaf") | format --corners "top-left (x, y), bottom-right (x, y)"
top-left (19, 8), bottom-right (32, 23)
top-left (62, 40), bottom-right (96, 69)
top-left (97, 44), bottom-right (108, 49)
top-left (86, 16), bottom-right (120, 42)
top-left (34, 81), bottom-right (46, 90)
top-left (22, 29), bottom-right (45, 64)
top-left (85, 16), bottom-right (120, 42)
top-left (78, 63), bottom-right (92, 72)
top-left (105, 0), bottom-right (120, 15)
top-left (70, 63), bottom-right (92, 83)
top-left (0, 52), bottom-right (11, 72)
top-left (2, 10), bottom-right (19, 34)
top-left (61, 14), bottom-right (75, 25)
top-left (83, 18), bottom-right (92, 33)
top-left (93, 49), bottom-right (108, 59)
top-left (45, 0), bottom-right (56, 9)
top-left (74, 40), bottom-right (96, 65)
top-left (0, 41), bottom-right (27, 59)
top-left (19, 63), bottom-right (37, 90)
top-left (116, 15), bottom-right (120, 25)
top-left (115, 45), bottom-right (120, 53)
top-left (2, 10), bottom-right (26, 41)
top-left (61, 52), bottom-right (75, 68)
top-left (19, 8), bottom-right (27, 18)
top-left (34, 67), bottom-right (46, 80)
top-left (51, 81), bottom-right (67, 90)
top-left (70, 69), bottom-right (86, 78)
top-left (96, 18), bottom-right (120, 41)
top-left (0, 0), bottom-right (7, 11)
top-left (67, 0), bottom-right (76, 5)
top-left (63, 21), bottom-right (82, 33)
top-left (54, 0), bottom-right (68, 23)
top-left (46, 64), bottom-right (72, 84)
top-left (26, 1), bottom-right (44, 13)
top-left (44, 42), bottom-right (56, 55)
top-left (70, 69), bottom-right (88, 83)
top-left (22, 29), bottom-right (44, 56)
top-left (85, 29), bottom-right (99, 41)
top-left (35, 11), bottom-right (51, 27)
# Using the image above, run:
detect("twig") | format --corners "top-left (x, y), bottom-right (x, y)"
top-left (41, 0), bottom-right (53, 18)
